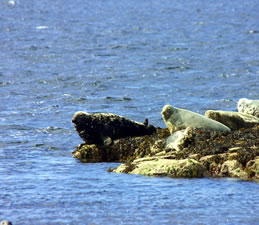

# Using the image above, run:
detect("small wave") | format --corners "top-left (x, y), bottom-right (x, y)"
top-left (170, 47), bottom-right (190, 51)
top-left (0, 124), bottom-right (34, 131)
top-left (105, 96), bottom-right (133, 102)
top-left (164, 66), bottom-right (191, 71)
top-left (38, 126), bottom-right (68, 134)
top-left (36, 26), bottom-right (49, 30)
top-left (248, 30), bottom-right (259, 34)
top-left (8, 0), bottom-right (16, 6)
top-left (0, 81), bottom-right (14, 87)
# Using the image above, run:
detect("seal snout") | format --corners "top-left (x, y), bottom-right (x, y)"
top-left (161, 105), bottom-right (173, 121)
top-left (72, 111), bottom-right (88, 124)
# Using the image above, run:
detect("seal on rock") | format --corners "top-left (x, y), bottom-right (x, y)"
top-left (237, 98), bottom-right (259, 118)
top-left (72, 111), bottom-right (156, 145)
top-left (161, 104), bottom-right (231, 134)
top-left (205, 110), bottom-right (259, 130)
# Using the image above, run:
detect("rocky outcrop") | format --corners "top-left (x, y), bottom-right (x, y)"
top-left (112, 125), bottom-right (259, 180)
top-left (72, 99), bottom-right (259, 181)
top-left (114, 157), bottom-right (209, 178)
top-left (205, 110), bottom-right (259, 130)
top-left (73, 128), bottom-right (169, 163)
top-left (73, 125), bottom-right (259, 180)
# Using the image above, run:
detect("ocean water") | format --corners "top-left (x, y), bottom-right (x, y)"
top-left (0, 0), bottom-right (259, 224)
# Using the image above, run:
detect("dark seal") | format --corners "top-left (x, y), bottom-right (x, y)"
top-left (72, 111), bottom-right (156, 145)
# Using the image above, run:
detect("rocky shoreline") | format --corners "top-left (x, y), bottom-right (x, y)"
top-left (72, 99), bottom-right (259, 181)
top-left (73, 125), bottom-right (259, 180)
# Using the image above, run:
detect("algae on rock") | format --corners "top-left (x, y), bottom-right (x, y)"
top-left (113, 157), bottom-right (209, 178)
top-left (72, 109), bottom-right (259, 181)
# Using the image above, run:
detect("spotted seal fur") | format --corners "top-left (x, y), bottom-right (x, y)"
top-left (72, 111), bottom-right (156, 145)
top-left (238, 98), bottom-right (259, 118)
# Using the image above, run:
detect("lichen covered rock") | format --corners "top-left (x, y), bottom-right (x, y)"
top-left (245, 157), bottom-right (259, 179)
top-left (220, 160), bottom-right (247, 179)
top-left (114, 157), bottom-right (208, 178)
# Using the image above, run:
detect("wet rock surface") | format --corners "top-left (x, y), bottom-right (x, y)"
top-left (73, 125), bottom-right (259, 181)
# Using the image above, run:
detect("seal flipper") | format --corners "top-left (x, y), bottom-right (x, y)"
top-left (144, 118), bottom-right (148, 126)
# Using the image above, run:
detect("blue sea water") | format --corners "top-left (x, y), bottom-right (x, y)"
top-left (0, 0), bottom-right (259, 224)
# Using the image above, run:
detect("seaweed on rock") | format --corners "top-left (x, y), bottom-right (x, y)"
top-left (72, 119), bottom-right (259, 180)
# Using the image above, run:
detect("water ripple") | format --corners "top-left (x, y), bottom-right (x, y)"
top-left (0, 0), bottom-right (259, 224)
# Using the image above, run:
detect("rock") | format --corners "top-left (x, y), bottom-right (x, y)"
top-left (161, 104), bottom-right (231, 134)
top-left (199, 154), bottom-right (227, 176)
top-left (205, 110), bottom-right (259, 130)
top-left (114, 157), bottom-right (209, 178)
top-left (111, 125), bottom-right (259, 180)
top-left (72, 144), bottom-right (104, 163)
top-left (228, 147), bottom-right (242, 153)
top-left (150, 140), bottom-right (166, 154)
top-left (245, 157), bottom-right (259, 179)
top-left (188, 154), bottom-right (201, 161)
top-left (238, 98), bottom-right (259, 117)
top-left (73, 128), bottom-right (170, 163)
top-left (220, 160), bottom-right (247, 179)
top-left (72, 110), bottom-right (259, 180)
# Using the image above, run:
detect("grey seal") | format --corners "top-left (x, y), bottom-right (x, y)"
top-left (72, 111), bottom-right (156, 145)
top-left (161, 104), bottom-right (231, 134)
top-left (205, 110), bottom-right (259, 130)
top-left (237, 98), bottom-right (259, 118)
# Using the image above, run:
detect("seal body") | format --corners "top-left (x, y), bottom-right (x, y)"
top-left (166, 127), bottom-right (195, 151)
top-left (205, 110), bottom-right (259, 130)
top-left (72, 111), bottom-right (156, 145)
top-left (161, 105), bottom-right (231, 134)
top-left (238, 98), bottom-right (259, 118)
